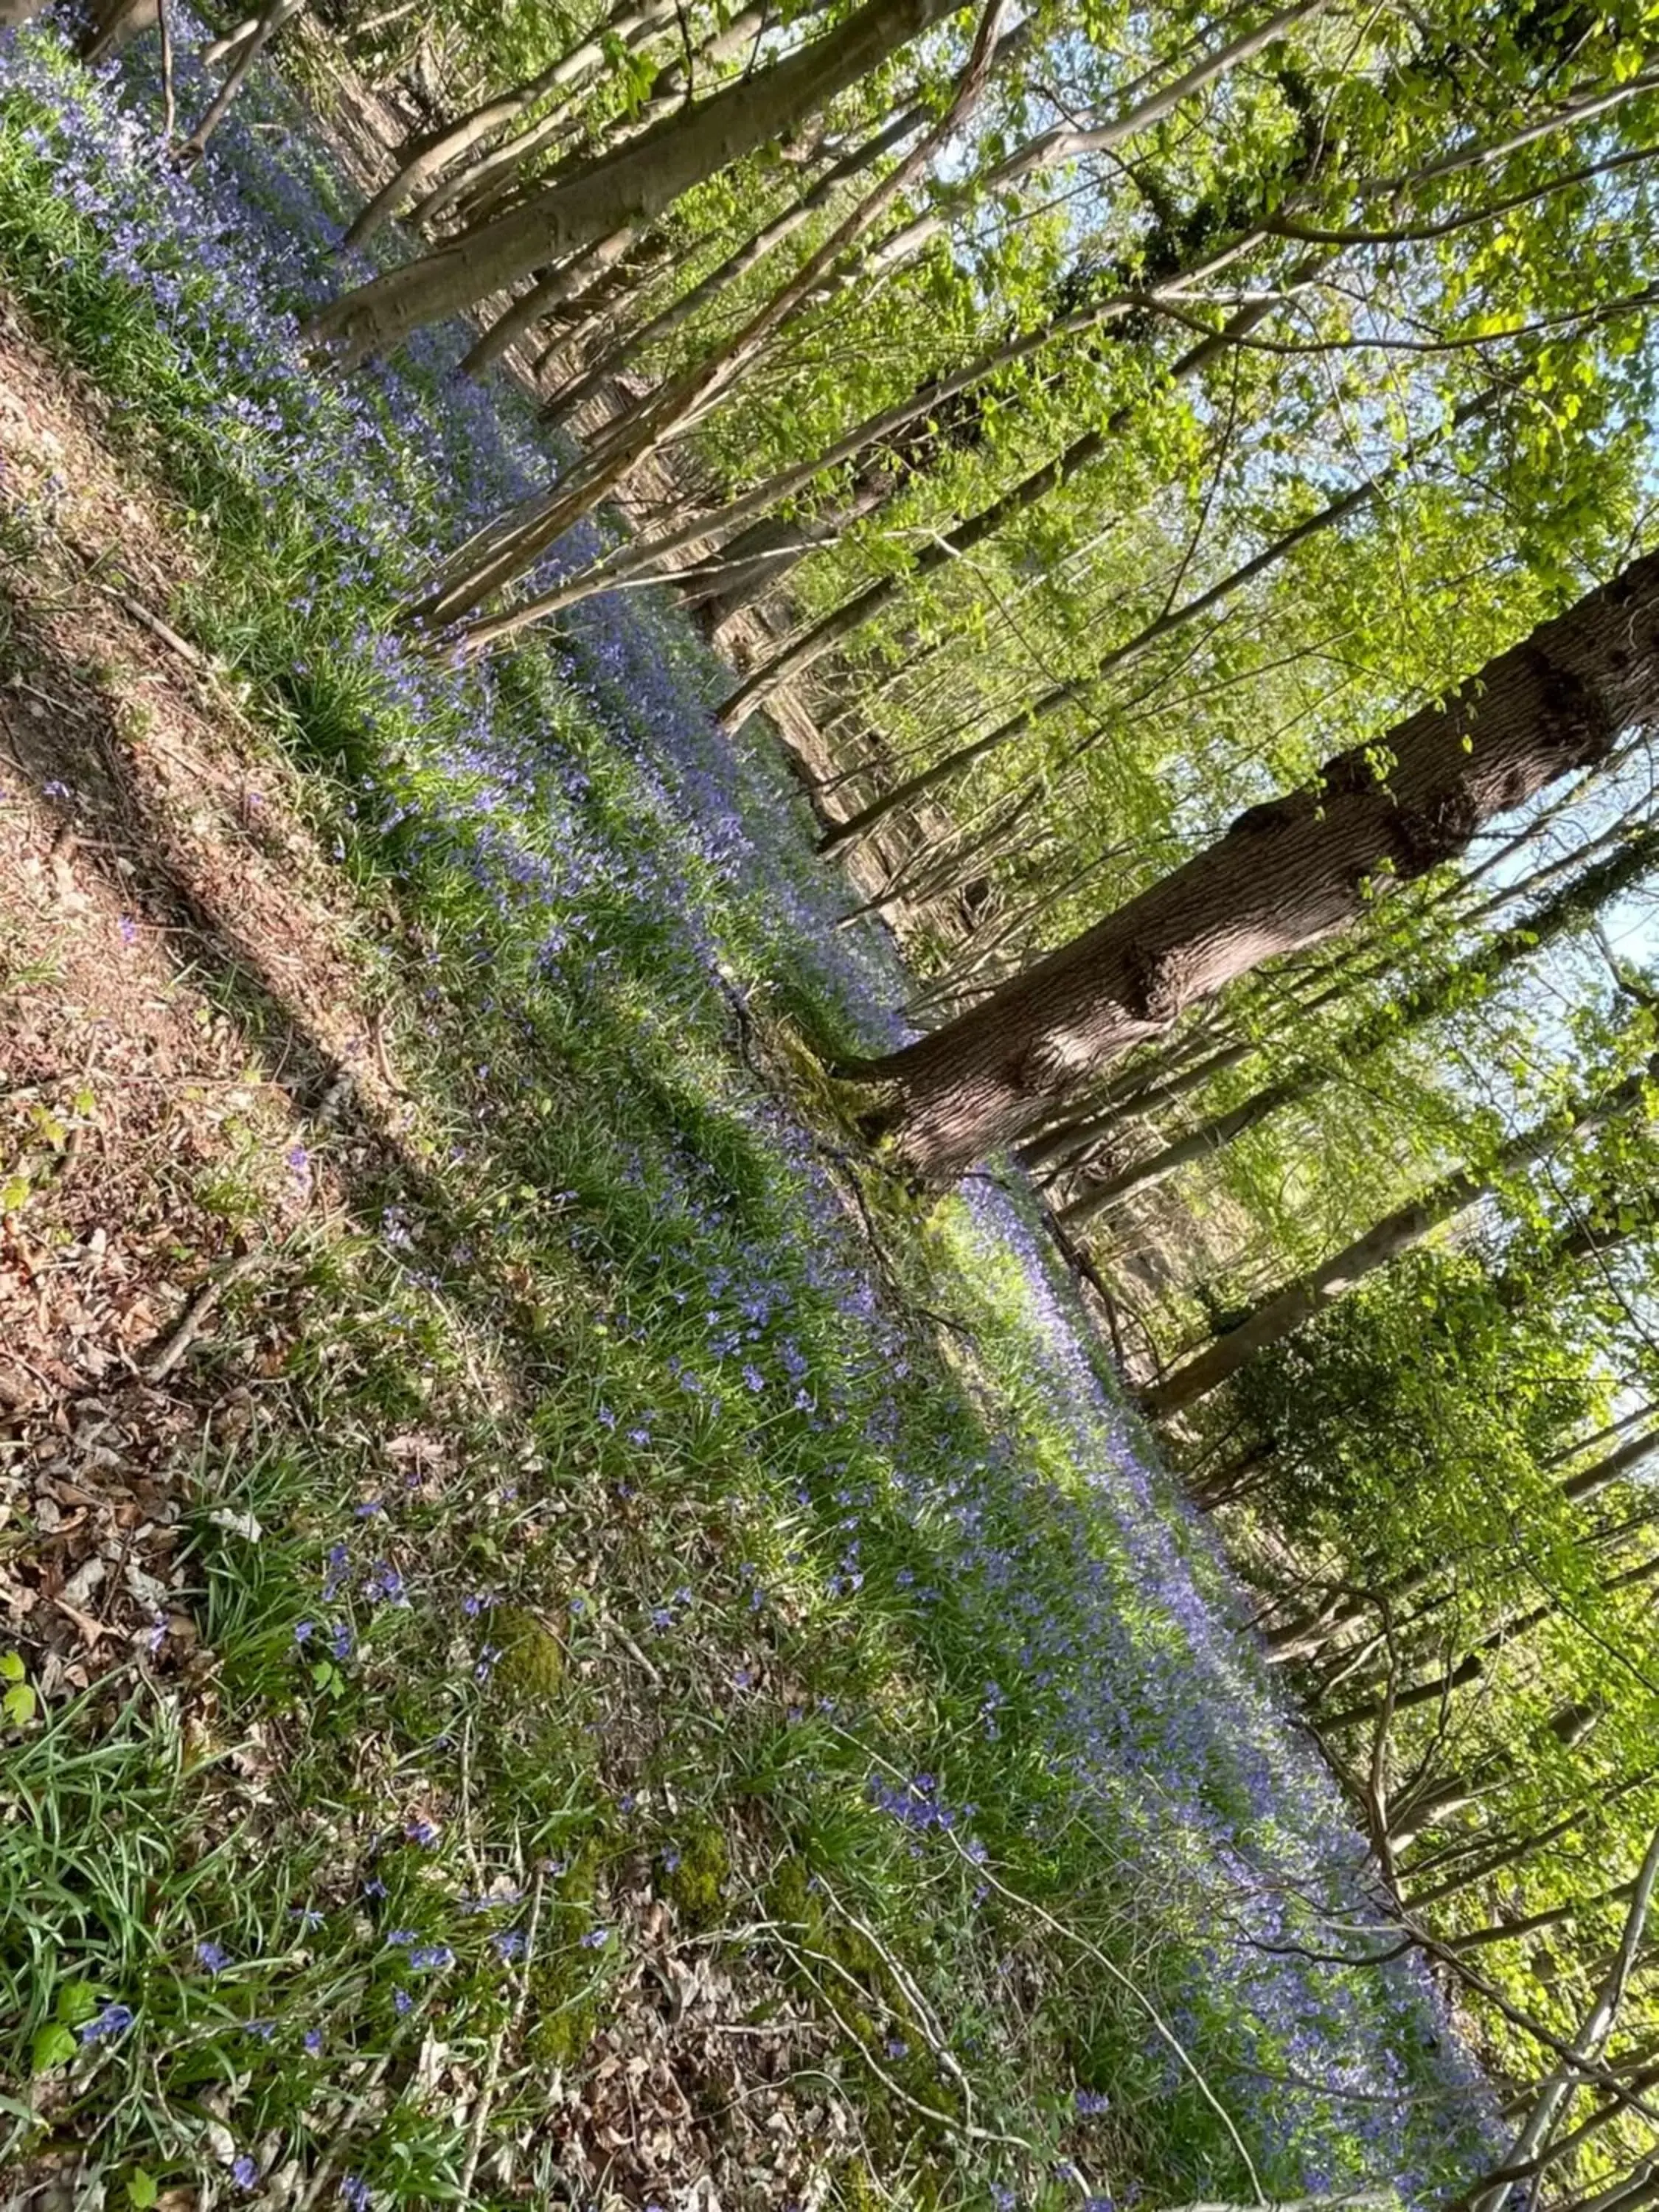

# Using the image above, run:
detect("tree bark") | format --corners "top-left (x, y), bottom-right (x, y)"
top-left (178, 0), bottom-right (305, 160)
top-left (845, 551), bottom-right (1659, 1183)
top-left (308, 0), bottom-right (964, 361)
top-left (1060, 818), bottom-right (1659, 1222)
top-left (540, 97), bottom-right (930, 434)
top-left (813, 414), bottom-right (1466, 849)
top-left (341, 0), bottom-right (678, 251)
top-left (1468, 1822), bottom-right (1659, 2212)
top-left (417, 0), bottom-right (1009, 639)
top-left (77, 0), bottom-right (156, 63)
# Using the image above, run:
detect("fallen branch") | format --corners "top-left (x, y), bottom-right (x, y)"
top-left (142, 1250), bottom-right (264, 1381)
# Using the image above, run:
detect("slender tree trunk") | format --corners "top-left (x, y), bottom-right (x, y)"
top-left (1142, 1053), bottom-right (1655, 1419)
top-left (417, 0), bottom-right (1009, 639)
top-left (341, 0), bottom-right (677, 251)
top-left (460, 223), bottom-right (640, 375)
top-left (308, 0), bottom-right (964, 362)
top-left (844, 551), bottom-right (1659, 1183)
top-left (680, 490), bottom-right (890, 625)
top-left (446, 223), bottom-right (1299, 636)
top-left (178, 0), bottom-right (305, 160)
top-left (540, 97), bottom-right (929, 433)
top-left (1468, 1823), bottom-right (1659, 2212)
top-left (1560, 1427), bottom-right (1659, 1503)
top-left (784, 396), bottom-right (1458, 806)
top-left (1444, 1877), bottom-right (1638, 1954)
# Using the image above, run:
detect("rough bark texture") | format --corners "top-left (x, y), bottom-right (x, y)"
top-left (309, 0), bottom-right (959, 360)
top-left (850, 551), bottom-right (1659, 1180)
top-left (1060, 815), bottom-right (1659, 1222)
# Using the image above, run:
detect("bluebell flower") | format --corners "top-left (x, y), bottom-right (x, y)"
top-left (232, 2154), bottom-right (259, 2188)
top-left (196, 1941), bottom-right (232, 1975)
top-left (80, 2002), bottom-right (135, 2043)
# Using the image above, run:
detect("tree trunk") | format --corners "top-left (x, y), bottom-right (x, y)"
top-left (308, 0), bottom-right (963, 361)
top-left (1468, 1823), bottom-right (1659, 2212)
top-left (540, 97), bottom-right (929, 433)
top-left (417, 0), bottom-right (1009, 639)
top-left (460, 224), bottom-right (639, 375)
top-left (1142, 1050), bottom-right (1655, 1419)
top-left (178, 0), bottom-right (306, 160)
top-left (1561, 1427), bottom-right (1659, 1504)
top-left (341, 0), bottom-right (677, 251)
top-left (0, 0), bottom-right (45, 24)
top-left (1060, 817), bottom-right (1659, 1222)
top-left (448, 222), bottom-right (1301, 634)
top-left (794, 399), bottom-right (1461, 821)
top-left (77, 0), bottom-right (156, 63)
top-left (845, 551), bottom-right (1659, 1182)
top-left (680, 492), bottom-right (888, 627)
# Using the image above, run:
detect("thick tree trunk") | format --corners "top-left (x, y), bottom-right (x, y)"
top-left (77, 0), bottom-right (156, 63)
top-left (308, 0), bottom-right (961, 361)
top-left (846, 552), bottom-right (1659, 1181)
top-left (1060, 818), bottom-right (1659, 1222)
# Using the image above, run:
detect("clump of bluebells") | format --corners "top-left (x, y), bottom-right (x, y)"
top-left (0, 19), bottom-right (1507, 2209)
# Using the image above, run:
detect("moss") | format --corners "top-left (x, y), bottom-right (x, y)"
top-left (523, 1955), bottom-right (601, 2070)
top-left (832, 2156), bottom-right (885, 2212)
top-left (490, 1606), bottom-right (565, 1707)
top-left (655, 1813), bottom-right (729, 1930)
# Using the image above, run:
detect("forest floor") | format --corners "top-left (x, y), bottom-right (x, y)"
top-left (0, 21), bottom-right (1502, 2212)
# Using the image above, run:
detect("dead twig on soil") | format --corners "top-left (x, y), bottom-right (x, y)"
top-left (141, 1249), bottom-right (265, 1380)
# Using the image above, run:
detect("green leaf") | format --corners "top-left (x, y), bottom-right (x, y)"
top-left (0, 1652), bottom-right (24, 1682)
top-left (128, 2171), bottom-right (160, 2211)
top-left (55, 1979), bottom-right (100, 2026)
top-left (3, 1682), bottom-right (36, 1726)
top-left (31, 2023), bottom-right (77, 2073)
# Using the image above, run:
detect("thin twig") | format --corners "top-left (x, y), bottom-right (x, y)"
top-left (156, 0), bottom-right (177, 140)
top-left (142, 1250), bottom-right (264, 1380)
